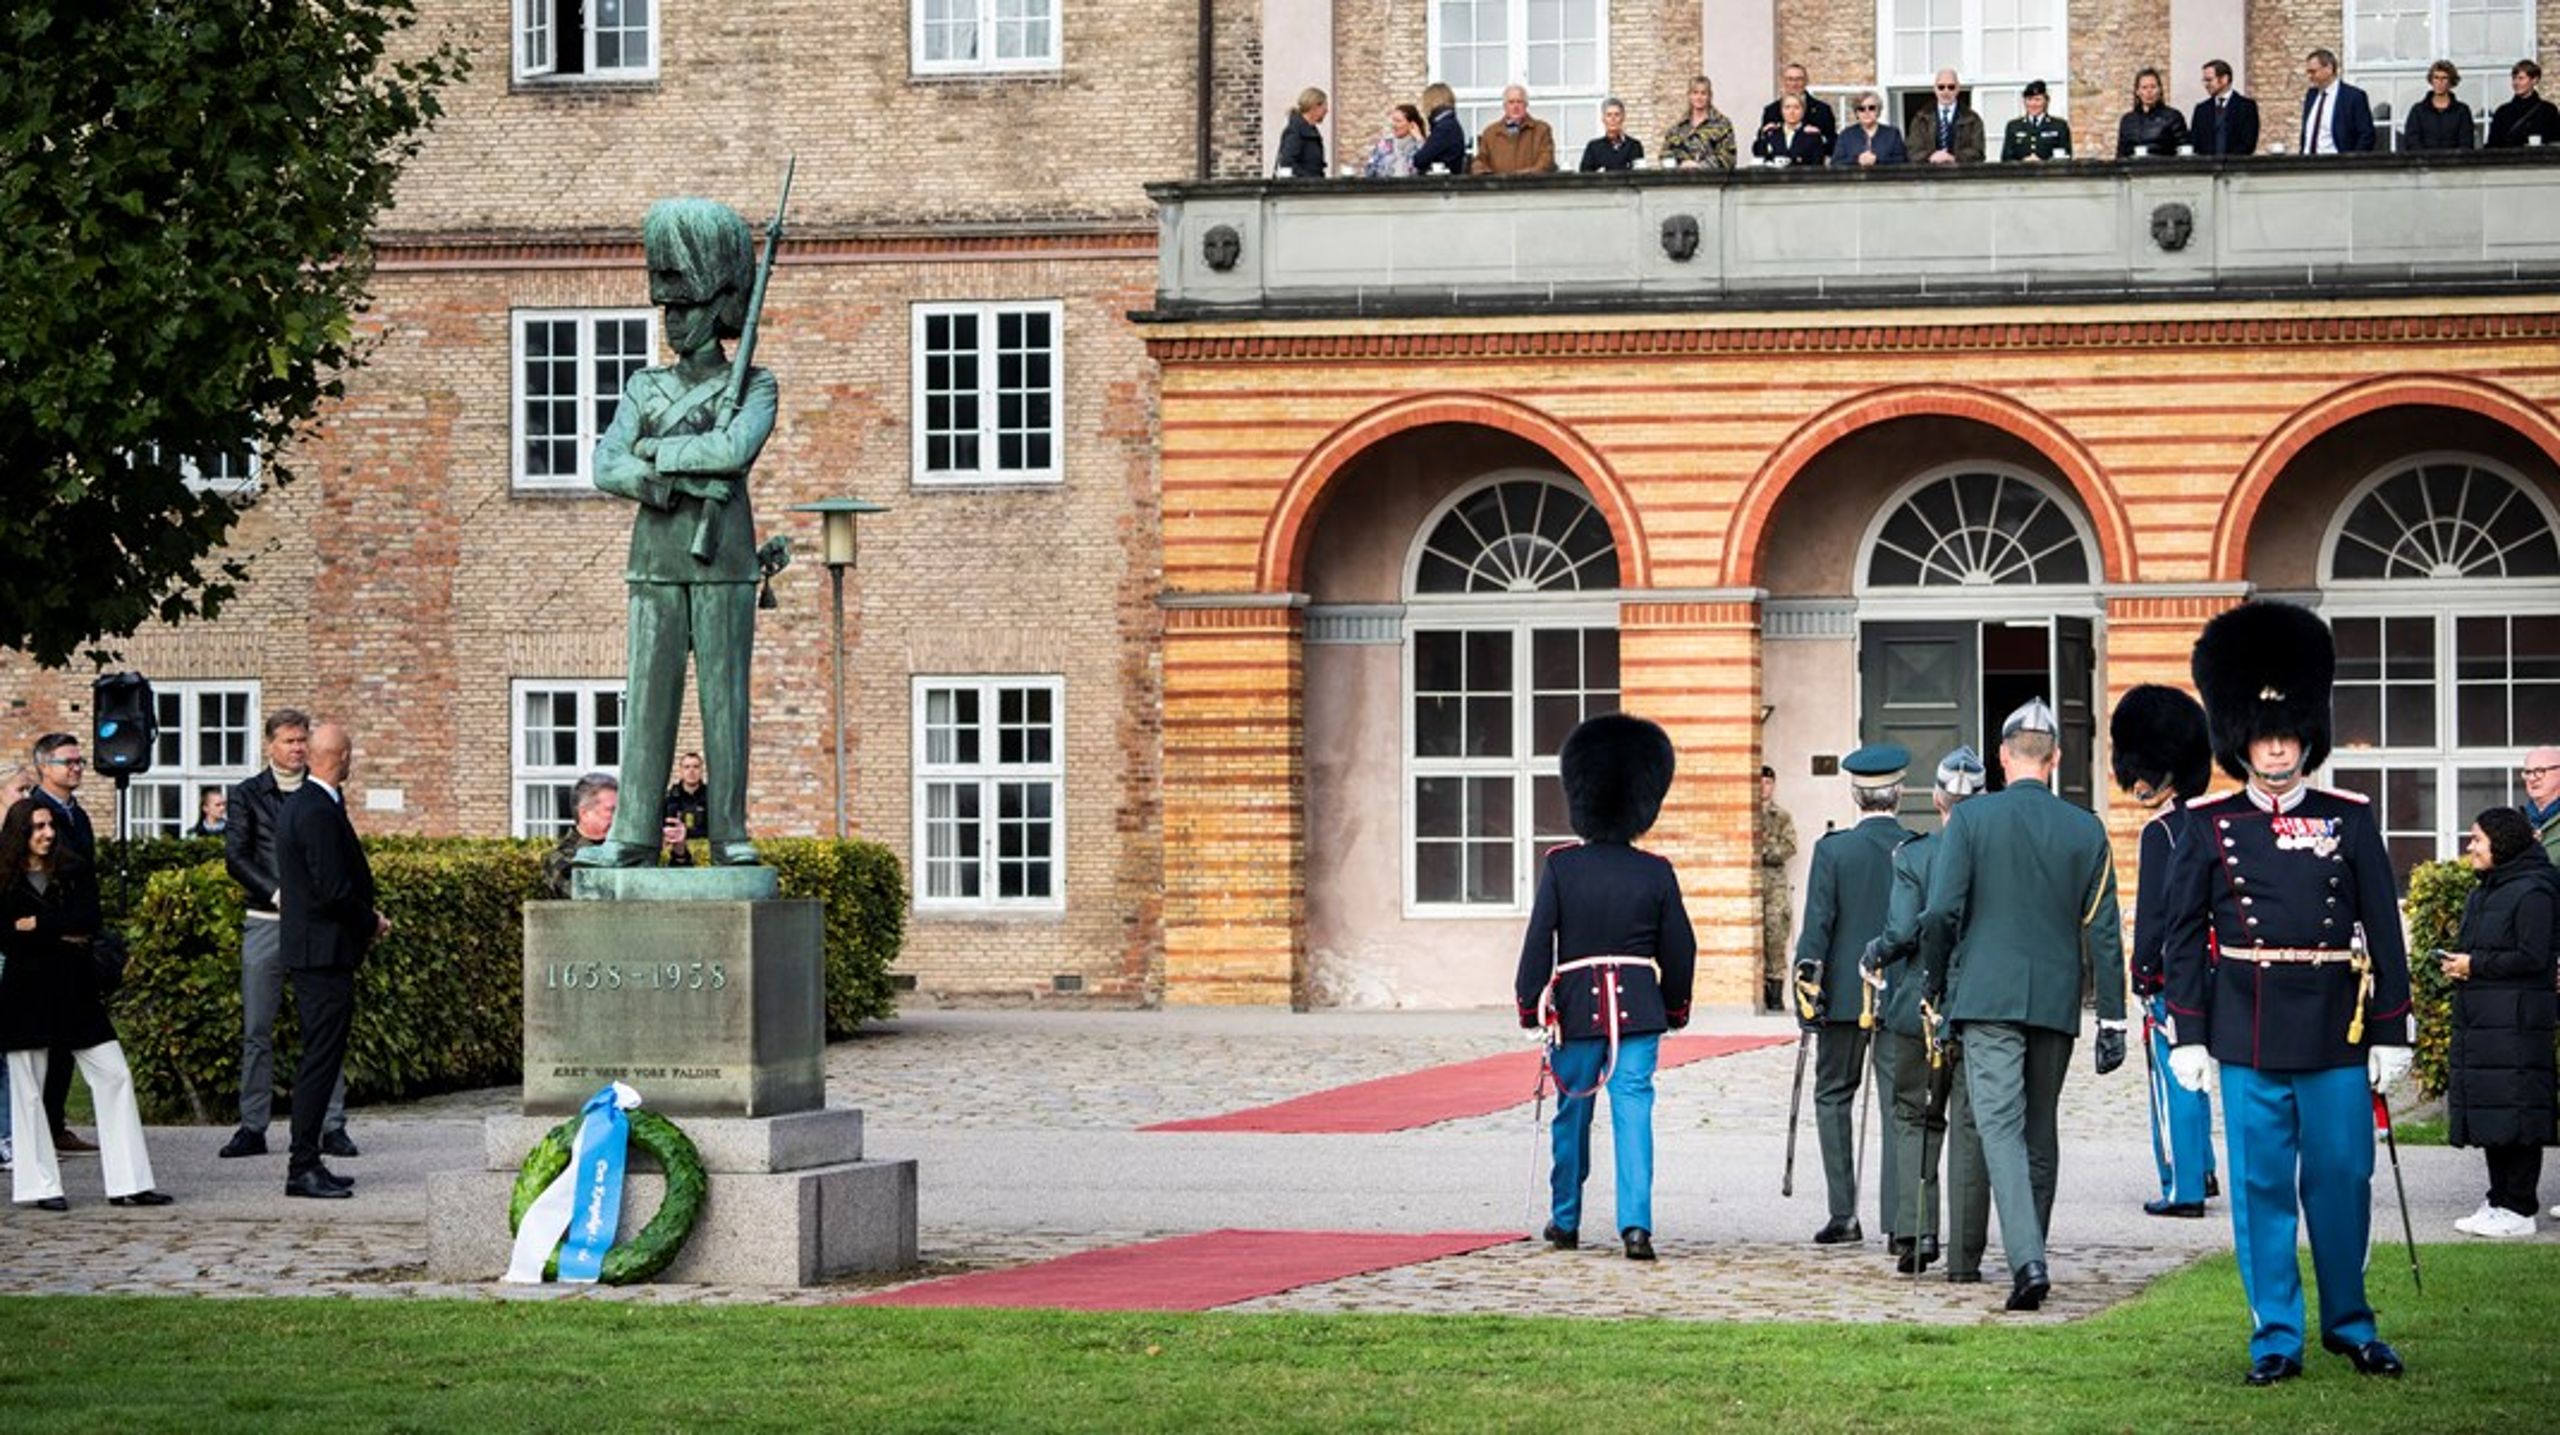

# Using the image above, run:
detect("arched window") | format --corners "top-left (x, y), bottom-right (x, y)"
top-left (2319, 455), bottom-right (2560, 874)
top-left (1405, 475), bottom-right (1620, 912)
top-left (1864, 468), bottom-right (2093, 588)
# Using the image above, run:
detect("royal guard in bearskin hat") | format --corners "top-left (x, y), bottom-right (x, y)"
top-left (1514, 713), bottom-right (1697, 1262)
top-left (2108, 683), bottom-right (2221, 1219)
top-left (2162, 601), bottom-right (2413, 1386)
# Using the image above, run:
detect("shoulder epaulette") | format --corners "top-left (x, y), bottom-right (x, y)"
top-left (1541, 840), bottom-right (1584, 859)
top-left (2185, 790), bottom-right (2242, 811)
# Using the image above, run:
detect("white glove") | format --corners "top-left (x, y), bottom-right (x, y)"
top-left (2369, 1045), bottom-right (2412, 1092)
top-left (2168, 1044), bottom-right (2217, 1095)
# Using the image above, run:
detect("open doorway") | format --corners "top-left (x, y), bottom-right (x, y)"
top-left (1856, 615), bottom-right (2096, 828)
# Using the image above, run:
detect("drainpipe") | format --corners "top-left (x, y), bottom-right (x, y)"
top-left (1196, 0), bottom-right (1214, 179)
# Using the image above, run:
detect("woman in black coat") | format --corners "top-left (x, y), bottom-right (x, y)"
top-left (2441, 805), bottom-right (2559, 1237)
top-left (1, 798), bottom-right (168, 1210)
top-left (2402, 60), bottom-right (2477, 151)
top-left (2116, 67), bottom-right (2190, 157)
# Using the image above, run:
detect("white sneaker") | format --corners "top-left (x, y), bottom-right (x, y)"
top-left (2467, 1206), bottom-right (2538, 1239)
top-left (2454, 1200), bottom-right (2498, 1235)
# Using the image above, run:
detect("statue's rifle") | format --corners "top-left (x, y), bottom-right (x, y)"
top-left (688, 156), bottom-right (797, 564)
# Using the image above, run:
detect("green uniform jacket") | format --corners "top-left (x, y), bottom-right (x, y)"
top-left (1872, 831), bottom-right (1939, 1037)
top-left (594, 363), bottom-right (779, 584)
top-left (1916, 777), bottom-right (2126, 1033)
top-left (2000, 114), bottom-right (2073, 161)
top-left (1795, 814), bottom-right (1916, 1021)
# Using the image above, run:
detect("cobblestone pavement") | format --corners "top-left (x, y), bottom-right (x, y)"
top-left (0, 1009), bottom-right (2492, 1316)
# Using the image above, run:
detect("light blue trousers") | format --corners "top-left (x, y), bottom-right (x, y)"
top-left (1548, 1033), bottom-right (1660, 1236)
top-left (2221, 1061), bottom-right (2379, 1362)
top-left (2145, 996), bottom-right (2216, 1202)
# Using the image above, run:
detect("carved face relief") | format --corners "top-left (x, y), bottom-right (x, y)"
top-left (1202, 224), bottom-right (1242, 272)
top-left (2150, 202), bottom-right (2194, 252)
top-left (1660, 213), bottom-right (1700, 263)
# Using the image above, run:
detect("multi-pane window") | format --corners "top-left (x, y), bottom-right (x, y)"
top-left (912, 302), bottom-right (1061, 485)
top-left (914, 0), bottom-right (1061, 74)
top-left (2321, 455), bottom-right (2560, 877)
top-left (914, 678), bottom-right (1065, 909)
top-left (1879, 0), bottom-right (2069, 133)
top-left (515, 0), bottom-right (658, 81)
top-left (1865, 469), bottom-right (2095, 588)
top-left (1429, 0), bottom-right (1610, 158)
top-left (1405, 475), bottom-right (1622, 913)
top-left (127, 682), bottom-right (260, 838)
top-left (2349, 0), bottom-right (2534, 134)
top-left (512, 680), bottom-right (623, 837)
top-left (513, 310), bottom-right (654, 489)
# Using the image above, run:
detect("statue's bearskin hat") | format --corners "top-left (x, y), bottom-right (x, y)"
top-left (2108, 683), bottom-right (2213, 799)
top-left (2190, 601), bottom-right (2334, 783)
top-left (1559, 713), bottom-right (1676, 844)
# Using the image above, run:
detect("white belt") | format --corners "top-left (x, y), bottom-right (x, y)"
top-left (245, 909), bottom-right (281, 922)
top-left (1537, 955), bottom-right (1661, 1100)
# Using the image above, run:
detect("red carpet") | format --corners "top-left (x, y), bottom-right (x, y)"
top-left (850, 1229), bottom-right (1517, 1311)
top-left (1142, 1032), bottom-right (1791, 1134)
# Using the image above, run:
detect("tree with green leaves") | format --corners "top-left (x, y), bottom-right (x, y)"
top-left (0, 1), bottom-right (466, 668)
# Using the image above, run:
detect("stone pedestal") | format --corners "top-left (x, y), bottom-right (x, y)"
top-left (426, 1107), bottom-right (917, 1284)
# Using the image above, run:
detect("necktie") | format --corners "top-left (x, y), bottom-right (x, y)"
top-left (2306, 89), bottom-right (2327, 152)
top-left (1939, 108), bottom-right (1953, 150)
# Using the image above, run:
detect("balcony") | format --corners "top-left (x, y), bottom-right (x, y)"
top-left (1143, 151), bottom-right (2560, 319)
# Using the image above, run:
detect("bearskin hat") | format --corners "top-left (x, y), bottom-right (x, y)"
top-left (1559, 713), bottom-right (1676, 844)
top-left (2108, 683), bottom-right (2212, 799)
top-left (2190, 601), bottom-right (2334, 782)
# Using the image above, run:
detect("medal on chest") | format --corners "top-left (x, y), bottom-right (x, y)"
top-left (2269, 814), bottom-right (2341, 858)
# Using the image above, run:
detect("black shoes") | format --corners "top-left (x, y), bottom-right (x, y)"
top-left (2005, 1259), bottom-right (2051, 1311)
top-left (2144, 1198), bottom-right (2207, 1218)
top-left (1895, 1235), bottom-right (1940, 1273)
top-left (2322, 1335), bottom-right (2405, 1377)
top-left (2246, 1355), bottom-right (2304, 1387)
top-left (218, 1128), bottom-right (267, 1158)
top-left (321, 1130), bottom-right (361, 1159)
top-left (1622, 1228), bottom-right (1656, 1262)
top-left (1812, 1216), bottom-right (1862, 1244)
top-left (31, 1196), bottom-right (68, 1212)
top-left (1540, 1223), bottom-right (1579, 1251)
top-left (1946, 1269), bottom-right (1983, 1284)
top-left (109, 1190), bottom-right (174, 1207)
top-left (2206, 1173), bottom-right (2221, 1199)
top-left (52, 1128), bottom-right (97, 1154)
top-left (285, 1168), bottom-right (353, 1199)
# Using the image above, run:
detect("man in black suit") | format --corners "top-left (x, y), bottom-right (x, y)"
top-left (28, 733), bottom-right (98, 1153)
top-left (2300, 47), bottom-right (2376, 153)
top-left (2192, 59), bottom-right (2261, 157)
top-left (275, 721), bottom-right (389, 1199)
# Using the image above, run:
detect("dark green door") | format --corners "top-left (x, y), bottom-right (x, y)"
top-left (2052, 615), bottom-right (2096, 809)
top-left (1858, 620), bottom-right (1977, 832)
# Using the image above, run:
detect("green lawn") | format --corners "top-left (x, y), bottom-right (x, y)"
top-left (2, 1246), bottom-right (2553, 1432)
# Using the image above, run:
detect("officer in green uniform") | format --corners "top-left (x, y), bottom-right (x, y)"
top-left (1864, 745), bottom-right (1987, 1276)
top-left (1916, 699), bottom-right (2129, 1311)
top-left (1794, 743), bottom-right (1916, 1244)
top-left (1999, 78), bottom-right (2074, 160)
top-left (576, 198), bottom-right (778, 868)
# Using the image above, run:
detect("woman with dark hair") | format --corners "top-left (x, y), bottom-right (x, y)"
top-left (2402, 60), bottom-right (2477, 150)
top-left (2487, 59), bottom-right (2560, 148)
top-left (2442, 805), bottom-right (2558, 1238)
top-left (1, 798), bottom-right (168, 1210)
top-left (2116, 67), bottom-right (2189, 156)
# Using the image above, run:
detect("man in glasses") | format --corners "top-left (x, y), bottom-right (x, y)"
top-left (1910, 68), bottom-right (1986, 165)
top-left (1759, 63), bottom-right (1837, 160)
top-left (2523, 748), bottom-right (2560, 865)
top-left (26, 733), bottom-right (99, 1154)
top-left (1999, 79), bottom-right (2073, 161)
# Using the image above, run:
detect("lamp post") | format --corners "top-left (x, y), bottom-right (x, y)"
top-left (790, 497), bottom-right (887, 839)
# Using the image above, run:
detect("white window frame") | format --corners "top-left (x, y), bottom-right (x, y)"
top-left (911, 676), bottom-right (1067, 913)
top-left (180, 446), bottom-right (261, 498)
top-left (1426, 0), bottom-right (1612, 159)
top-left (511, 309), bottom-right (656, 491)
top-left (510, 679), bottom-right (624, 838)
top-left (128, 680), bottom-right (261, 840)
top-left (910, 300), bottom-right (1064, 487)
top-left (1873, 0), bottom-right (2070, 138)
top-left (2319, 450), bottom-right (2560, 866)
top-left (912, 0), bottom-right (1063, 76)
top-left (514, 0), bottom-right (660, 82)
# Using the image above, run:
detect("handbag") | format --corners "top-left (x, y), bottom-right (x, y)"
top-left (88, 927), bottom-right (129, 998)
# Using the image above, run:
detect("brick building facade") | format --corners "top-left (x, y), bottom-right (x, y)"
top-left (6, 2), bottom-right (2557, 1009)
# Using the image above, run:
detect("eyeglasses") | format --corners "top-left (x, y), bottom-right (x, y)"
top-left (41, 757), bottom-right (85, 769)
top-left (2523, 765), bottom-right (2560, 779)
top-left (1856, 103), bottom-right (1880, 112)
top-left (1935, 83), bottom-right (1959, 92)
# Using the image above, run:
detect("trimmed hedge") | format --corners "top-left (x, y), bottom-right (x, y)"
top-left (2405, 858), bottom-right (2475, 1100)
top-left (109, 837), bottom-right (903, 1123)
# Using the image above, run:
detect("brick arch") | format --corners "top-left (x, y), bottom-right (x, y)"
top-left (1722, 384), bottom-right (2136, 587)
top-left (1257, 393), bottom-right (1650, 593)
top-left (2213, 375), bottom-right (2560, 583)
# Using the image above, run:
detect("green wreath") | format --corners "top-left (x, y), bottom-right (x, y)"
top-left (507, 1108), bottom-right (707, 1284)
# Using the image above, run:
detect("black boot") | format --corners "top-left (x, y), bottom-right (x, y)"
top-left (2005, 1259), bottom-right (2050, 1311)
top-left (1812, 1216), bottom-right (1862, 1244)
top-left (1540, 1222), bottom-right (1579, 1251)
top-left (1622, 1228), bottom-right (1656, 1262)
top-left (1897, 1235), bottom-right (1940, 1274)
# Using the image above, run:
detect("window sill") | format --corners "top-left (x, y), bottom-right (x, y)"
top-left (511, 483), bottom-right (614, 500)
top-left (912, 904), bottom-right (1069, 923)
top-left (509, 76), bottom-right (661, 96)
top-left (911, 474), bottom-right (1065, 491)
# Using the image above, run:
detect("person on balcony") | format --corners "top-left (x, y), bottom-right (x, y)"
top-left (1363, 103), bottom-right (1424, 177)
top-left (2487, 59), bottom-right (2560, 147)
top-left (1752, 93), bottom-right (1827, 166)
top-left (1472, 85), bottom-right (1557, 174)
top-left (2001, 79), bottom-right (2073, 161)
top-left (1412, 82), bottom-right (1469, 174)
top-left (2190, 60), bottom-right (2260, 156)
top-left (1832, 91), bottom-right (1908, 167)
top-left (2402, 60), bottom-right (2477, 150)
top-left (2117, 67), bottom-right (2190, 156)
top-left (1757, 62), bottom-right (1836, 160)
top-left (1910, 69), bottom-right (1987, 164)
top-left (1579, 97), bottom-right (1644, 171)
top-left (1273, 87), bottom-right (1328, 179)
top-left (1663, 74), bottom-right (1737, 169)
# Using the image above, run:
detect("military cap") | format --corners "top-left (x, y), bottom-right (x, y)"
top-left (2022, 78), bottom-right (2048, 98)
top-left (1560, 712), bottom-right (1676, 843)
top-left (2001, 697), bottom-right (2059, 738)
top-left (1935, 744), bottom-right (1987, 796)
top-left (1841, 742), bottom-right (1909, 787)
top-left (2191, 600), bottom-right (2334, 782)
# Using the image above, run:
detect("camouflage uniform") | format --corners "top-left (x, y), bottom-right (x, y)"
top-left (1761, 798), bottom-right (1799, 1008)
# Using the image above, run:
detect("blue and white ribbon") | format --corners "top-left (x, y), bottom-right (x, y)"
top-left (505, 1081), bottom-right (641, 1285)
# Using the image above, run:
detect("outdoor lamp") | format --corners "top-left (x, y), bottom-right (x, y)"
top-left (791, 497), bottom-right (888, 839)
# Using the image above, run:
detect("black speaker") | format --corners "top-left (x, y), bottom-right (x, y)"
top-left (92, 671), bottom-right (158, 777)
